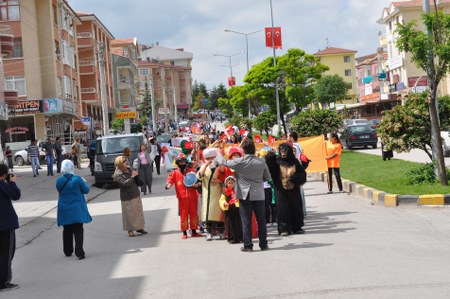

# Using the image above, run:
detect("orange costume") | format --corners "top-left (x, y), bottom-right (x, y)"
top-left (325, 140), bottom-right (343, 192)
top-left (167, 167), bottom-right (199, 232)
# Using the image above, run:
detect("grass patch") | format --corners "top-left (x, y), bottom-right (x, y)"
top-left (340, 151), bottom-right (450, 195)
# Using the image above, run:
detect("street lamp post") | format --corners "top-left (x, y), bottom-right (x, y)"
top-left (269, 0), bottom-right (281, 133)
top-left (224, 28), bottom-right (262, 118)
top-left (214, 51), bottom-right (243, 78)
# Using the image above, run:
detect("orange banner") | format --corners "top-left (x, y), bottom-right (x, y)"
top-left (223, 135), bottom-right (327, 173)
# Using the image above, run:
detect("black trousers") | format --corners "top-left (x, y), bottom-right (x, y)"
top-left (63, 223), bottom-right (84, 258)
top-left (0, 229), bottom-right (15, 286)
top-left (264, 188), bottom-right (277, 223)
top-left (154, 155), bottom-right (161, 175)
top-left (239, 196), bottom-right (267, 249)
top-left (328, 167), bottom-right (343, 192)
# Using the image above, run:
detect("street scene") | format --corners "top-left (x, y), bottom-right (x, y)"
top-left (2, 0), bottom-right (450, 298)
top-left (2, 160), bottom-right (450, 299)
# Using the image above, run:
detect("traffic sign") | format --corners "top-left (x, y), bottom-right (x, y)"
top-left (80, 117), bottom-right (91, 125)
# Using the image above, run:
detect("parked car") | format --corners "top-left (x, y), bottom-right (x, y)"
top-left (368, 119), bottom-right (381, 130)
top-left (341, 124), bottom-right (378, 149)
top-left (14, 145), bottom-right (46, 166)
top-left (343, 118), bottom-right (369, 127)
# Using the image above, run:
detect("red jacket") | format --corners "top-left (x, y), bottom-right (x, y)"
top-left (167, 168), bottom-right (198, 200)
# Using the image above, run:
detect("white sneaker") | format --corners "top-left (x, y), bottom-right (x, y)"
top-left (206, 233), bottom-right (212, 241)
top-left (219, 233), bottom-right (225, 240)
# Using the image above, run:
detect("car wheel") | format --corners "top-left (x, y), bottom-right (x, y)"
top-left (346, 141), bottom-right (353, 150)
top-left (373, 143), bottom-right (378, 149)
top-left (364, 145), bottom-right (368, 149)
top-left (15, 156), bottom-right (24, 166)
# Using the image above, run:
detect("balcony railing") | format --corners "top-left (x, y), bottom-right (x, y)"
top-left (81, 87), bottom-right (96, 94)
top-left (77, 32), bottom-right (92, 38)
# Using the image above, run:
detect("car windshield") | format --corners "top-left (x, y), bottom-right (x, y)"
top-left (97, 136), bottom-right (142, 154)
top-left (349, 125), bottom-right (371, 133)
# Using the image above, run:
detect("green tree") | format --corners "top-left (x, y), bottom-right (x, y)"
top-left (253, 112), bottom-right (276, 136)
top-left (377, 94), bottom-right (450, 161)
top-left (111, 119), bottom-right (124, 133)
top-left (209, 83), bottom-right (228, 110)
top-left (395, 9), bottom-right (450, 185)
top-left (218, 97), bottom-right (233, 116)
top-left (244, 49), bottom-right (328, 134)
top-left (138, 81), bottom-right (153, 120)
top-left (314, 74), bottom-right (348, 106)
top-left (290, 109), bottom-right (342, 137)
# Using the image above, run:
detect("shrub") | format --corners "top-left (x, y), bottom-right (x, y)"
top-left (406, 163), bottom-right (436, 185)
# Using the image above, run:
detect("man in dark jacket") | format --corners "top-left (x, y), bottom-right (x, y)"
top-left (0, 164), bottom-right (21, 291)
top-left (55, 137), bottom-right (63, 173)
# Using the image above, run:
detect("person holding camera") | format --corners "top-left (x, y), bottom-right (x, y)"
top-left (0, 164), bottom-right (21, 291)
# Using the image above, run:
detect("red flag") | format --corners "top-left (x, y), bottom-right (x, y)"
top-left (254, 134), bottom-right (261, 143)
top-left (184, 141), bottom-right (194, 149)
top-left (239, 129), bottom-right (245, 136)
top-left (268, 135), bottom-right (275, 145)
top-left (265, 27), bottom-right (282, 49)
top-left (226, 126), bottom-right (235, 136)
top-left (228, 77), bottom-right (236, 87)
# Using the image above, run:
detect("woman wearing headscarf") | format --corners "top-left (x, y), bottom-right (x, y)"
top-left (113, 156), bottom-right (147, 237)
top-left (56, 160), bottom-right (91, 259)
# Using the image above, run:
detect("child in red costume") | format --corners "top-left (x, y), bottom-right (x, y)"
top-left (219, 176), bottom-right (243, 244)
top-left (166, 154), bottom-right (202, 239)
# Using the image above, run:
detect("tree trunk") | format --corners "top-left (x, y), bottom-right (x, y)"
top-left (429, 85), bottom-right (448, 185)
top-left (280, 112), bottom-right (288, 136)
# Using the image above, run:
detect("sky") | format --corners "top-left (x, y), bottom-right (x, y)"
top-left (69, 0), bottom-right (394, 89)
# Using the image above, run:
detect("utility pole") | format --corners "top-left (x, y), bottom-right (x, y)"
top-left (148, 75), bottom-right (157, 133)
top-left (270, 0), bottom-right (281, 134)
top-left (422, 0), bottom-right (447, 185)
top-left (98, 42), bottom-right (110, 136)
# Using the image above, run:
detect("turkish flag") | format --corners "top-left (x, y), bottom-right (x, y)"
top-left (228, 76), bottom-right (236, 87)
top-left (184, 141), bottom-right (194, 149)
top-left (268, 135), bottom-right (275, 145)
top-left (265, 27), bottom-right (282, 49)
top-left (254, 134), bottom-right (261, 143)
top-left (239, 129), bottom-right (246, 136)
top-left (226, 126), bottom-right (235, 136)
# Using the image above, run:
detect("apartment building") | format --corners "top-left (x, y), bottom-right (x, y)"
top-left (0, 0), bottom-right (82, 144)
top-left (138, 43), bottom-right (193, 123)
top-left (378, 0), bottom-right (450, 99)
top-left (0, 23), bottom-right (17, 130)
top-left (76, 12), bottom-right (114, 134)
top-left (111, 38), bottom-right (139, 122)
top-left (314, 47), bottom-right (358, 105)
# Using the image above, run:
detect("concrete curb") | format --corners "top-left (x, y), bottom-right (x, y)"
top-left (309, 172), bottom-right (450, 207)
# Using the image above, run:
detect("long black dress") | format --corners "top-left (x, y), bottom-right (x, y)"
top-left (266, 144), bottom-right (307, 235)
top-left (223, 193), bottom-right (243, 244)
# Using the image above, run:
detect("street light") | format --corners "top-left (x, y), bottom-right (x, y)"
top-left (224, 28), bottom-right (263, 118)
top-left (214, 51), bottom-right (244, 80)
top-left (270, 0), bottom-right (281, 133)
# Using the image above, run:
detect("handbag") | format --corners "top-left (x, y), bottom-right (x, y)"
top-left (134, 175), bottom-right (144, 186)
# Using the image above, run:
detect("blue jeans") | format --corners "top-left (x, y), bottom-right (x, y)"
top-left (30, 156), bottom-right (40, 175)
top-left (46, 155), bottom-right (54, 175)
top-left (239, 197), bottom-right (267, 249)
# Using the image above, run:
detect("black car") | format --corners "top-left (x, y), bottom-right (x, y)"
top-left (341, 124), bottom-right (378, 149)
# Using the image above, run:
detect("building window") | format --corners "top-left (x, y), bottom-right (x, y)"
top-left (64, 75), bottom-right (72, 97)
top-left (139, 68), bottom-right (149, 76)
top-left (347, 82), bottom-right (352, 90)
top-left (345, 69), bottom-right (352, 76)
top-left (0, 0), bottom-right (20, 21)
top-left (170, 60), bottom-right (175, 66)
top-left (5, 76), bottom-right (26, 96)
top-left (5, 38), bottom-right (23, 58)
top-left (344, 56), bottom-right (350, 63)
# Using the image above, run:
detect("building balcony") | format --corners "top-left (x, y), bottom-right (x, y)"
top-left (79, 58), bottom-right (96, 74)
top-left (4, 90), bottom-right (18, 107)
top-left (118, 80), bottom-right (132, 90)
top-left (81, 88), bottom-right (98, 103)
top-left (77, 32), bottom-right (94, 48)
top-left (0, 24), bottom-right (13, 56)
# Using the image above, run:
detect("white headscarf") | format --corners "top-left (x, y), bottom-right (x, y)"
top-left (61, 159), bottom-right (75, 175)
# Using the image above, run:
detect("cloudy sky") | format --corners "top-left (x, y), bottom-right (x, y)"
top-left (69, 0), bottom-right (394, 89)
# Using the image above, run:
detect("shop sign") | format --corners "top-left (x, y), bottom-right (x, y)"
top-left (397, 82), bottom-right (405, 91)
top-left (14, 100), bottom-right (41, 113)
top-left (5, 126), bottom-right (29, 135)
top-left (62, 100), bottom-right (75, 115)
top-left (364, 83), bottom-right (373, 96)
top-left (408, 76), bottom-right (428, 87)
top-left (42, 98), bottom-right (61, 113)
top-left (116, 111), bottom-right (137, 119)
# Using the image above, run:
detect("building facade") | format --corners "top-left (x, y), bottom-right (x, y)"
top-left (0, 0), bottom-right (82, 145)
top-left (138, 43), bottom-right (193, 125)
top-left (76, 12), bottom-right (114, 135)
top-left (314, 47), bottom-right (358, 105)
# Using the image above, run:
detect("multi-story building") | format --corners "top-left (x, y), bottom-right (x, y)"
top-left (314, 47), bottom-right (358, 105)
top-left (111, 38), bottom-right (139, 123)
top-left (76, 12), bottom-right (114, 135)
top-left (138, 43), bottom-right (193, 124)
top-left (378, 0), bottom-right (450, 99)
top-left (1, 0), bottom-right (82, 144)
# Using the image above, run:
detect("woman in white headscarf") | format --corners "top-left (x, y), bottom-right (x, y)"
top-left (56, 160), bottom-right (91, 260)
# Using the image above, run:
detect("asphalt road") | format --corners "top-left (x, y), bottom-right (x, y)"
top-left (4, 161), bottom-right (450, 298)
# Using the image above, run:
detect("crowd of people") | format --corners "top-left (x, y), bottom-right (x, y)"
top-left (0, 121), bottom-right (344, 291)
